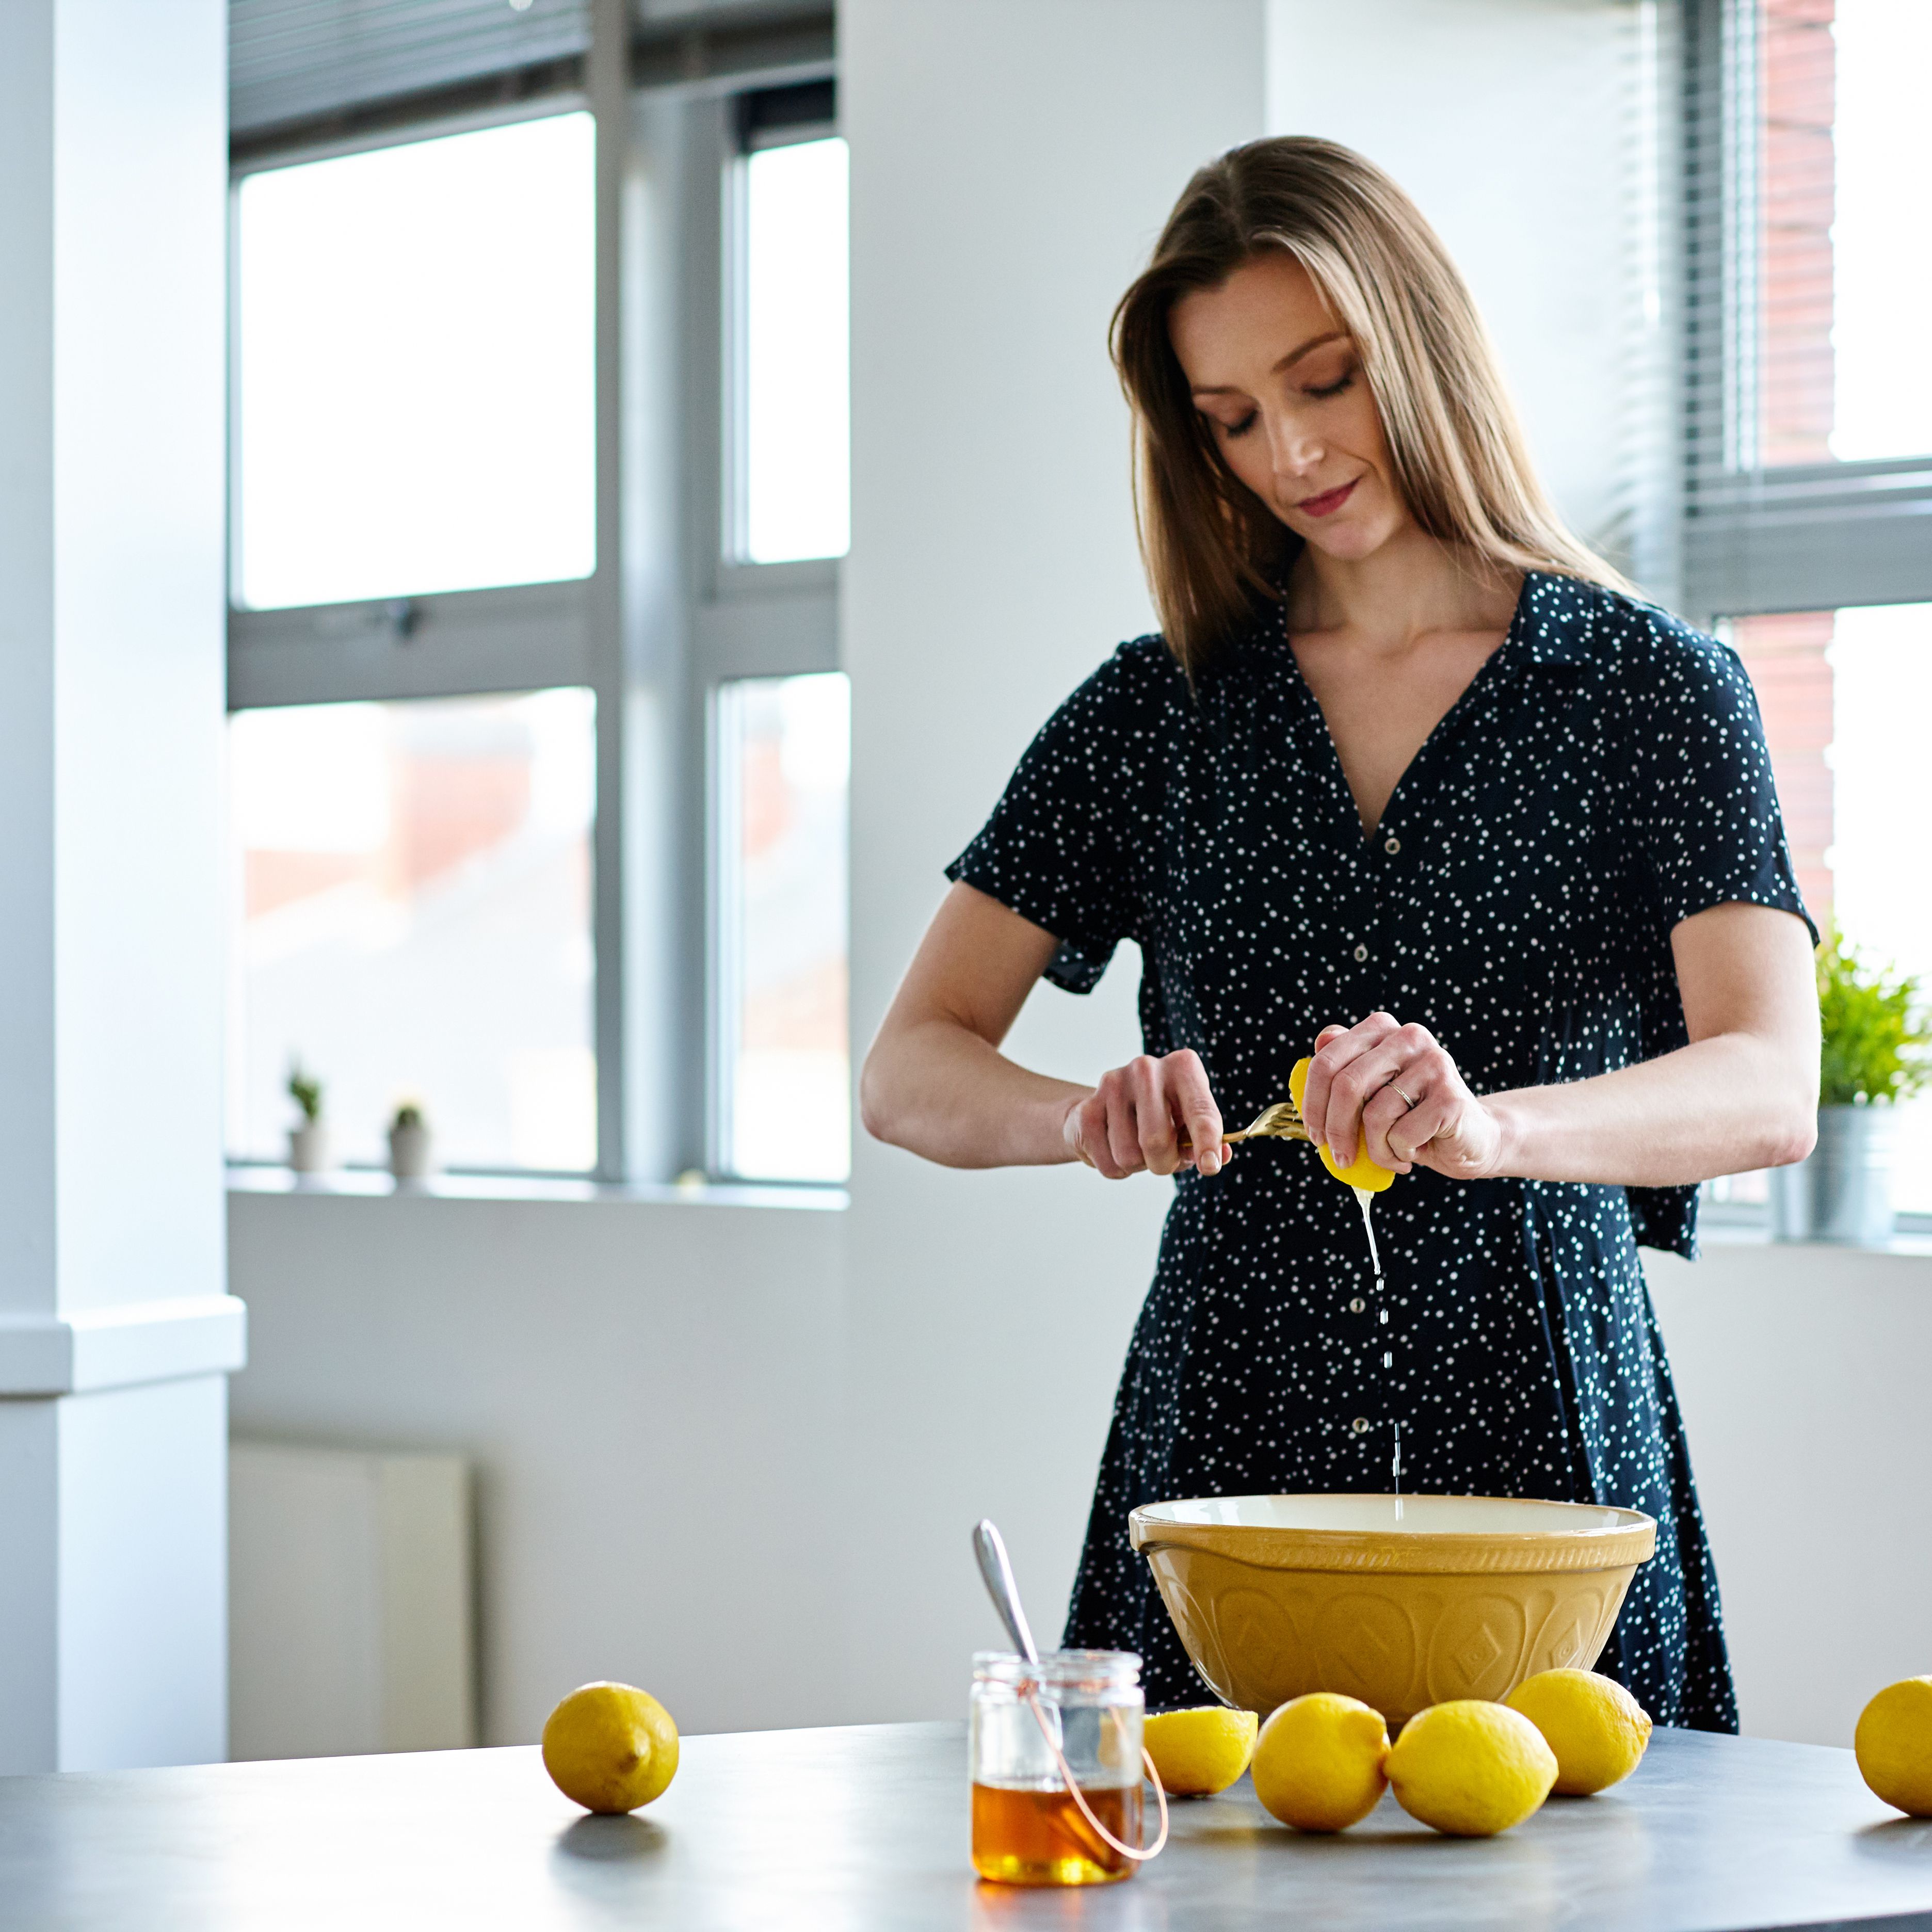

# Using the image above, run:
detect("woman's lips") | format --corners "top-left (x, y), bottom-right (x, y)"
top-left (1296, 478), bottom-right (1358, 519)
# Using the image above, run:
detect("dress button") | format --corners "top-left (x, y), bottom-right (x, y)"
top-left (1353, 943), bottom-right (1369, 962)
top-left (1384, 835), bottom-right (1400, 855)
top-left (1350, 1416), bottom-right (1371, 1435)
top-left (1349, 1296), bottom-right (1366, 1314)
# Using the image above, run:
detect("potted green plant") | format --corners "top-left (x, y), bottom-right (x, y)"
top-left (388, 1100), bottom-right (432, 1183)
top-left (1772, 930), bottom-right (1930, 1244)
top-left (287, 1060), bottom-right (330, 1175)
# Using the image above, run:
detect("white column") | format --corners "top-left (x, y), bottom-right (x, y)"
top-left (842, 0), bottom-right (1265, 1717)
top-left (0, 0), bottom-right (240, 1771)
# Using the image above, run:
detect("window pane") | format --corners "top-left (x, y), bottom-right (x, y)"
top-left (1758, 1), bottom-right (1932, 464)
top-left (717, 673), bottom-right (849, 1180)
top-left (1733, 604), bottom-right (1932, 1210)
top-left (228, 689), bottom-right (597, 1171)
top-left (739, 138), bottom-right (849, 563)
top-left (235, 113), bottom-right (595, 609)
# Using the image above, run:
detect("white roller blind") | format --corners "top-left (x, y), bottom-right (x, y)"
top-left (231, 0), bottom-right (590, 135)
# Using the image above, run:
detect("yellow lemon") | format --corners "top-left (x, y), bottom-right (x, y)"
top-left (1855, 1676), bottom-right (1932, 1816)
top-left (1142, 1706), bottom-right (1259, 1796)
top-left (1505, 1669), bottom-right (1653, 1795)
top-left (1387, 1700), bottom-right (1556, 1837)
top-left (1250, 1692), bottom-right (1391, 1832)
top-left (1290, 1058), bottom-right (1395, 1193)
top-left (541, 1682), bottom-right (680, 1814)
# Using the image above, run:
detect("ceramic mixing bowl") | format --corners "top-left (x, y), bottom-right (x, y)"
top-left (1129, 1493), bottom-right (1656, 1727)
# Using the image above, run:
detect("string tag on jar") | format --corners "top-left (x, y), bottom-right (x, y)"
top-left (1019, 1678), bottom-right (1170, 1863)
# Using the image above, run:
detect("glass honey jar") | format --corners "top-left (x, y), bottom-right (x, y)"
top-left (969, 1649), bottom-right (1154, 1886)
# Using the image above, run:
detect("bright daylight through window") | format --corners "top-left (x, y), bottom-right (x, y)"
top-left (716, 673), bottom-right (850, 1181)
top-left (1758, 0), bottom-right (1932, 464)
top-left (234, 112), bottom-right (595, 609)
top-left (738, 136), bottom-right (849, 564)
top-left (227, 691), bottom-right (597, 1173)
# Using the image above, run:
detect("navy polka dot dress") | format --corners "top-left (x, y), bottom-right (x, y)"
top-left (947, 571), bottom-right (1813, 1730)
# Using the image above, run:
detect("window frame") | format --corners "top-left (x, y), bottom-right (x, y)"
top-left (1679, 0), bottom-right (1932, 628)
top-left (224, 4), bottom-right (839, 1186)
top-left (1680, 0), bottom-right (1932, 1237)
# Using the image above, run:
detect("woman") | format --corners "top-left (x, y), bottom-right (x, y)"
top-left (860, 138), bottom-right (1818, 1728)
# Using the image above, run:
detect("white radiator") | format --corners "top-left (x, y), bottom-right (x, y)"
top-left (229, 1439), bottom-right (476, 1761)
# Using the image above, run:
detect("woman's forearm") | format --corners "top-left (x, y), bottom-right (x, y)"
top-left (860, 1016), bottom-right (1087, 1168)
top-left (1487, 1031), bottom-right (1817, 1188)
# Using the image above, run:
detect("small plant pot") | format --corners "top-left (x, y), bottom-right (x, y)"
top-left (288, 1120), bottom-right (331, 1175)
top-left (389, 1120), bottom-right (433, 1183)
top-left (1770, 1105), bottom-right (1897, 1246)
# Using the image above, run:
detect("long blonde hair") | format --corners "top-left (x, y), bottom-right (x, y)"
top-left (1112, 137), bottom-right (1631, 675)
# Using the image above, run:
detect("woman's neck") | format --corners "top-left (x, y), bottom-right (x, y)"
top-left (1286, 523), bottom-right (1521, 648)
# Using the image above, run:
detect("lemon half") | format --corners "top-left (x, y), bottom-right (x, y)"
top-left (1143, 1706), bottom-right (1259, 1796)
top-left (1290, 1058), bottom-right (1395, 1192)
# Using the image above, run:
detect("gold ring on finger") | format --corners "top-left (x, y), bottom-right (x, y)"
top-left (1392, 1084), bottom-right (1418, 1110)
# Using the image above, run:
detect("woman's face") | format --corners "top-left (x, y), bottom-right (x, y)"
top-left (1169, 251), bottom-right (1410, 563)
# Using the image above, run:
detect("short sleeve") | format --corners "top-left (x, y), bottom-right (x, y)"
top-left (945, 641), bottom-right (1172, 993)
top-left (1625, 620), bottom-right (1819, 944)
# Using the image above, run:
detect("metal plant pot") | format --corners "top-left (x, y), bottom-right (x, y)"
top-left (1769, 1105), bottom-right (1898, 1245)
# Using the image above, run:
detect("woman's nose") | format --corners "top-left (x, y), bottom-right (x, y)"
top-left (1267, 415), bottom-right (1324, 484)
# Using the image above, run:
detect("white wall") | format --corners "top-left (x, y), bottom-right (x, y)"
top-left (1648, 1240), bottom-right (1932, 1747)
top-left (1267, 0), bottom-right (1646, 559)
top-left (229, 1188), bottom-right (846, 1744)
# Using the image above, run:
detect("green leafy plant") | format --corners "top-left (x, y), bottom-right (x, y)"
top-left (1816, 929), bottom-right (1931, 1107)
top-left (391, 1102), bottom-right (424, 1132)
top-left (287, 1059), bottom-right (323, 1124)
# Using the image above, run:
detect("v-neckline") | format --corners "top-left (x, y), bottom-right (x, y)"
top-left (1279, 573), bottom-right (1539, 845)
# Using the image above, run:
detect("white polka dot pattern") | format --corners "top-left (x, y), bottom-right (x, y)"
top-left (946, 571), bottom-right (1814, 1728)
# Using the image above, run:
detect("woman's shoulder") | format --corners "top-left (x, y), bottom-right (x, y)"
top-left (1528, 574), bottom-right (1748, 705)
top-left (1048, 633), bottom-right (1194, 730)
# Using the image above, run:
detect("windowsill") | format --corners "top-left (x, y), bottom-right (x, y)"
top-left (1689, 1216), bottom-right (1932, 1261)
top-left (226, 1164), bottom-right (848, 1212)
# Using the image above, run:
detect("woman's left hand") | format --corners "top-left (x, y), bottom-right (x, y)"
top-left (1299, 1013), bottom-right (1503, 1181)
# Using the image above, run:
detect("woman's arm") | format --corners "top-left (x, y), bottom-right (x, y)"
top-left (1301, 901), bottom-right (1820, 1187)
top-left (860, 881), bottom-right (1231, 1176)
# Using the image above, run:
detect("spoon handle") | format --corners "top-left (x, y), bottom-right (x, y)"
top-left (972, 1519), bottom-right (1039, 1664)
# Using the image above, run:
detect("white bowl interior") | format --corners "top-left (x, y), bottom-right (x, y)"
top-left (1140, 1493), bottom-right (1637, 1536)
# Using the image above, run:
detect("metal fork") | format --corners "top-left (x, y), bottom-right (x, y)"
top-left (1177, 1099), bottom-right (1310, 1161)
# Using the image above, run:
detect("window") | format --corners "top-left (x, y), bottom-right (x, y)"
top-left (731, 125), bottom-right (849, 564)
top-left (1731, 605), bottom-right (1932, 1214)
top-left (1686, 1), bottom-right (1932, 1229)
top-left (714, 674), bottom-right (850, 1182)
top-left (228, 690), bottom-right (597, 1172)
top-left (234, 112), bottom-right (595, 610)
top-left (229, 45), bottom-right (845, 1188)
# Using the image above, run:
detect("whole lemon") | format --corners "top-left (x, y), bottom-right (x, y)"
top-left (1855, 1676), bottom-right (1932, 1816)
top-left (1143, 1706), bottom-right (1259, 1796)
top-left (1250, 1692), bottom-right (1391, 1831)
top-left (1505, 1669), bottom-right (1653, 1795)
top-left (1387, 1700), bottom-right (1556, 1837)
top-left (541, 1682), bottom-right (680, 1814)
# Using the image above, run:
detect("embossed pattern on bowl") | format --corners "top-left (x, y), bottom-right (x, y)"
top-left (1129, 1493), bottom-right (1657, 1726)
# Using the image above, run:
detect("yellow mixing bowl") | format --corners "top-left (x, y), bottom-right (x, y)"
top-left (1130, 1493), bottom-right (1655, 1728)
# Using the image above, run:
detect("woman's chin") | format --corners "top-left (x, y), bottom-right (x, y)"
top-left (1291, 516), bottom-right (1393, 564)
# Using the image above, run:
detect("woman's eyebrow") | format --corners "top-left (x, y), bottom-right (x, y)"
top-left (1189, 331), bottom-right (1351, 398)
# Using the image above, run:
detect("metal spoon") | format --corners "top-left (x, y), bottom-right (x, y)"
top-left (973, 1518), bottom-right (1039, 1663)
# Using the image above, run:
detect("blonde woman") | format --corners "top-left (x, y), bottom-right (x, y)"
top-left (861, 139), bottom-right (1818, 1727)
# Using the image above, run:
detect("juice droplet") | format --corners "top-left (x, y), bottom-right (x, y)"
top-left (1392, 1423), bottom-right (1404, 1522)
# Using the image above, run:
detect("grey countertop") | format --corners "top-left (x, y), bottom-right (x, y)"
top-left (0, 1720), bottom-right (1927, 1930)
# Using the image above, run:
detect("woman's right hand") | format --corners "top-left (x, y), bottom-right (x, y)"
top-left (1061, 1049), bottom-right (1231, 1179)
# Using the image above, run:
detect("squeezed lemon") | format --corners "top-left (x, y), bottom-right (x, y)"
top-left (1290, 1057), bottom-right (1395, 1192)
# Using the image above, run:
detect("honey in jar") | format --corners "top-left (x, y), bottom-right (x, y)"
top-left (970, 1650), bottom-right (1147, 1887)
top-left (970, 1779), bottom-right (1141, 1885)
